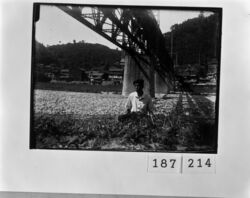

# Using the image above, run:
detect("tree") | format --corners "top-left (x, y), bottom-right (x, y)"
top-left (164, 13), bottom-right (220, 66)
top-left (34, 40), bottom-right (121, 81)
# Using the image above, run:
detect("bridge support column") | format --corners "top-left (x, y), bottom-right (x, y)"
top-left (122, 54), bottom-right (140, 96)
top-left (122, 53), bottom-right (155, 97)
top-left (155, 73), bottom-right (172, 95)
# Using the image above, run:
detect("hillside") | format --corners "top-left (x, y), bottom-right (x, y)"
top-left (164, 13), bottom-right (220, 66)
top-left (34, 41), bottom-right (122, 71)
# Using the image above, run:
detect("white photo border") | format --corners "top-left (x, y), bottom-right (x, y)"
top-left (1, 0), bottom-right (250, 197)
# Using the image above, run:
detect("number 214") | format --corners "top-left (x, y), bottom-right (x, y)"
top-left (188, 158), bottom-right (212, 168)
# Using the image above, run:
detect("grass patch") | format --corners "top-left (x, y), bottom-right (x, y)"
top-left (33, 112), bottom-right (216, 152)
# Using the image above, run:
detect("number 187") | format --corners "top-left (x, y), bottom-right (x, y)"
top-left (153, 159), bottom-right (176, 168)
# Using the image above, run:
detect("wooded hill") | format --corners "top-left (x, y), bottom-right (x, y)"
top-left (164, 13), bottom-right (220, 65)
top-left (34, 41), bottom-right (122, 71)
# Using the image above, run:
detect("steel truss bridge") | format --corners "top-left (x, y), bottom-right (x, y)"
top-left (57, 5), bottom-right (174, 83)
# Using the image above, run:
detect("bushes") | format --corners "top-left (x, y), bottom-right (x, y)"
top-left (33, 113), bottom-right (183, 151)
top-left (33, 112), bottom-right (216, 152)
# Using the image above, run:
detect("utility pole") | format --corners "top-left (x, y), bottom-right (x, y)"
top-left (170, 29), bottom-right (175, 92)
top-left (170, 31), bottom-right (173, 58)
top-left (175, 52), bottom-right (178, 66)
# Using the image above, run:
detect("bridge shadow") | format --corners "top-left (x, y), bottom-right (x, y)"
top-left (165, 92), bottom-right (217, 152)
top-left (185, 93), bottom-right (217, 149)
top-left (190, 94), bottom-right (216, 119)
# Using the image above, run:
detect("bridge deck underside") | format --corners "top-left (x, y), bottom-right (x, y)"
top-left (57, 5), bottom-right (174, 82)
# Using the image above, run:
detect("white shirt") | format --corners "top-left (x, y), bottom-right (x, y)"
top-left (125, 91), bottom-right (154, 113)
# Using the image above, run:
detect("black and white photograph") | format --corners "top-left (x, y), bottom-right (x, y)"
top-left (30, 3), bottom-right (222, 153)
top-left (2, 0), bottom-right (250, 197)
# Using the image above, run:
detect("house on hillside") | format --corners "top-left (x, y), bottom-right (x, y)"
top-left (207, 58), bottom-right (218, 83)
top-left (60, 69), bottom-right (72, 81)
top-left (35, 64), bottom-right (60, 82)
top-left (83, 58), bottom-right (125, 85)
top-left (108, 67), bottom-right (123, 85)
top-left (207, 58), bottom-right (218, 74)
top-left (107, 59), bottom-right (124, 84)
top-left (174, 64), bottom-right (197, 79)
top-left (87, 70), bottom-right (104, 85)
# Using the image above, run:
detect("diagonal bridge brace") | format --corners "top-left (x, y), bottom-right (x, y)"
top-left (57, 5), bottom-right (173, 82)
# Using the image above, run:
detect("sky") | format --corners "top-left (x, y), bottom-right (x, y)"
top-left (36, 5), bottom-right (213, 49)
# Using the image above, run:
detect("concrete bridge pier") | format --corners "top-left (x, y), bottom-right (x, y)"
top-left (122, 53), bottom-right (155, 97)
top-left (122, 53), bottom-right (172, 97)
top-left (155, 73), bottom-right (172, 95)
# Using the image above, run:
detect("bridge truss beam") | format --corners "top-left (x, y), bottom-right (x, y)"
top-left (57, 5), bottom-right (174, 83)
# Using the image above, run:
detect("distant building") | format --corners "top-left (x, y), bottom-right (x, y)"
top-left (107, 59), bottom-right (124, 84)
top-left (207, 58), bottom-right (218, 75)
top-left (60, 69), bottom-right (71, 81)
top-left (174, 64), bottom-right (198, 79)
top-left (108, 67), bottom-right (123, 84)
top-left (86, 70), bottom-right (104, 85)
top-left (35, 63), bottom-right (60, 82)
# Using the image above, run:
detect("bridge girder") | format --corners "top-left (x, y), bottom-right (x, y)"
top-left (57, 5), bottom-right (174, 82)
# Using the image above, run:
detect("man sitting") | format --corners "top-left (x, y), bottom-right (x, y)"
top-left (118, 79), bottom-right (154, 122)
